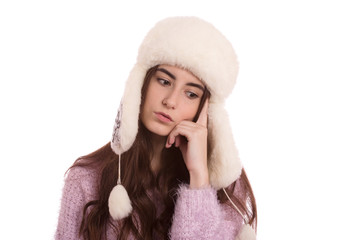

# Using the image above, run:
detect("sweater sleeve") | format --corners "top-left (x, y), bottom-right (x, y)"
top-left (55, 167), bottom-right (97, 240)
top-left (170, 184), bottom-right (243, 240)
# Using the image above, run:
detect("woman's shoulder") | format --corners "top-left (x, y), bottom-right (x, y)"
top-left (64, 165), bottom-right (99, 198)
top-left (66, 165), bottom-right (98, 181)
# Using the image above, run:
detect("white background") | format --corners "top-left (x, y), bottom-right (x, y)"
top-left (1, 1), bottom-right (359, 239)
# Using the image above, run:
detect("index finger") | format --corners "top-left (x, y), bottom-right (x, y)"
top-left (196, 98), bottom-right (209, 127)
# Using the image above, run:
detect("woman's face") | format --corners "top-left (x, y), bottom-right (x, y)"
top-left (141, 65), bottom-right (205, 137)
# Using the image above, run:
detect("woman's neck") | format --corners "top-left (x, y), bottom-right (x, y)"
top-left (149, 133), bottom-right (167, 174)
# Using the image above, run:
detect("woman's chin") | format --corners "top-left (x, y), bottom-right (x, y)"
top-left (147, 127), bottom-right (171, 138)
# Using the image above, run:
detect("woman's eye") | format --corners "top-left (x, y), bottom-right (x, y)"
top-left (186, 91), bottom-right (199, 99)
top-left (157, 78), bottom-right (170, 86)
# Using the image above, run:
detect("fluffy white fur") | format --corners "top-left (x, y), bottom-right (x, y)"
top-left (108, 184), bottom-right (132, 220)
top-left (208, 102), bottom-right (242, 189)
top-left (137, 17), bottom-right (238, 99)
top-left (236, 224), bottom-right (257, 240)
top-left (111, 16), bottom-right (243, 190)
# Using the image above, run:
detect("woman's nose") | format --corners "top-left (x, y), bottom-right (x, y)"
top-left (162, 90), bottom-right (178, 109)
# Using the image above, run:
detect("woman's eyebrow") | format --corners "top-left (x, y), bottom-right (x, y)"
top-left (157, 67), bottom-right (205, 92)
top-left (157, 68), bottom-right (176, 80)
top-left (186, 82), bottom-right (205, 92)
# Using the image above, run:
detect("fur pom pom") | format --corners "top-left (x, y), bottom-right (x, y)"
top-left (236, 224), bottom-right (256, 240)
top-left (108, 184), bottom-right (132, 220)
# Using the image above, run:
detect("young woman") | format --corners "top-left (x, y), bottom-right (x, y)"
top-left (55, 17), bottom-right (257, 240)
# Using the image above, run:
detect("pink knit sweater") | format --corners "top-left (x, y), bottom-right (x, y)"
top-left (55, 166), bottom-right (244, 239)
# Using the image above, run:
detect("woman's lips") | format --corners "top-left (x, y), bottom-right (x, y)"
top-left (155, 112), bottom-right (173, 123)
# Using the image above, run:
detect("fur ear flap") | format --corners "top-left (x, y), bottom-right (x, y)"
top-left (235, 224), bottom-right (256, 240)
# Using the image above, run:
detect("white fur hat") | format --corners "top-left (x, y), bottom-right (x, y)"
top-left (109, 16), bottom-right (245, 225)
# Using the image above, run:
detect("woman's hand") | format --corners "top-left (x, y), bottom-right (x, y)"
top-left (165, 100), bottom-right (209, 188)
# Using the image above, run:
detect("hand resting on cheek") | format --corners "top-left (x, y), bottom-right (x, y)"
top-left (166, 99), bottom-right (209, 189)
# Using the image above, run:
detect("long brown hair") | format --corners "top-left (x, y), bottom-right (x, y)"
top-left (70, 66), bottom-right (257, 239)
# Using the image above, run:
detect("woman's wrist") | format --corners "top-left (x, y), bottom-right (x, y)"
top-left (189, 170), bottom-right (210, 189)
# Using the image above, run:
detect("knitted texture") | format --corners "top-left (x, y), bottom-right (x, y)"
top-left (170, 185), bottom-right (244, 239)
top-left (55, 167), bottom-right (247, 239)
top-left (55, 167), bottom-right (118, 239)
